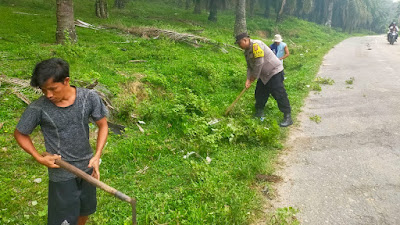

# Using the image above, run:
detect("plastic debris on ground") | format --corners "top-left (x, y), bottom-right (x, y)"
top-left (33, 178), bottom-right (42, 183)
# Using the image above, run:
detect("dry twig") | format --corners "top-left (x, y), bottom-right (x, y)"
top-left (12, 88), bottom-right (31, 104)
top-left (103, 25), bottom-right (241, 51)
top-left (129, 60), bottom-right (147, 63)
top-left (136, 123), bottom-right (144, 133)
top-left (0, 75), bottom-right (41, 94)
top-left (75, 19), bottom-right (101, 30)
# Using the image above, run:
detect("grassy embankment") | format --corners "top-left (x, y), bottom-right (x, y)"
top-left (0, 0), bottom-right (349, 224)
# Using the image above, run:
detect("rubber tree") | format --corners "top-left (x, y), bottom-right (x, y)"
top-left (194, 0), bottom-right (201, 14)
top-left (234, 0), bottom-right (247, 36)
top-left (264, 0), bottom-right (271, 18)
top-left (325, 0), bottom-right (334, 27)
top-left (208, 0), bottom-right (218, 22)
top-left (249, 0), bottom-right (255, 17)
top-left (56, 0), bottom-right (77, 44)
top-left (186, 0), bottom-right (191, 10)
top-left (276, 0), bottom-right (286, 22)
top-left (114, 0), bottom-right (127, 9)
top-left (95, 0), bottom-right (108, 18)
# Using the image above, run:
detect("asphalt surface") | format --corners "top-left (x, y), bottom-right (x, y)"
top-left (272, 35), bottom-right (400, 224)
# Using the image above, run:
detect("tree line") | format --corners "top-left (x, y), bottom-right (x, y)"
top-left (56, 0), bottom-right (400, 44)
top-left (183, 0), bottom-right (399, 33)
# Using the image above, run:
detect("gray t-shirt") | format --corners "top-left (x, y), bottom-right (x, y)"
top-left (16, 87), bottom-right (108, 182)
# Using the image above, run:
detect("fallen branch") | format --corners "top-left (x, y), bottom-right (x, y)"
top-left (13, 11), bottom-right (39, 16)
top-left (186, 29), bottom-right (204, 33)
top-left (1, 75), bottom-right (115, 112)
top-left (0, 75), bottom-right (41, 94)
top-left (103, 24), bottom-right (241, 51)
top-left (96, 91), bottom-right (115, 111)
top-left (74, 20), bottom-right (241, 51)
top-left (75, 79), bottom-right (115, 111)
top-left (75, 19), bottom-right (101, 30)
top-left (12, 88), bottom-right (31, 105)
top-left (85, 80), bottom-right (99, 89)
top-left (112, 41), bottom-right (132, 44)
top-left (129, 60), bottom-right (147, 63)
top-left (136, 123), bottom-right (144, 133)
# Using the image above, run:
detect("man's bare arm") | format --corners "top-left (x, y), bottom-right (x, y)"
top-left (88, 117), bottom-right (108, 180)
top-left (13, 129), bottom-right (60, 168)
top-left (280, 45), bottom-right (290, 60)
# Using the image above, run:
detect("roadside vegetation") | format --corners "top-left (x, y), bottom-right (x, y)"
top-left (0, 0), bottom-right (349, 224)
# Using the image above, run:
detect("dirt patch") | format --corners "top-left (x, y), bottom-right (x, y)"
top-left (256, 174), bottom-right (283, 183)
top-left (116, 72), bottom-right (146, 79)
top-left (256, 30), bottom-right (269, 39)
top-left (119, 81), bottom-right (148, 103)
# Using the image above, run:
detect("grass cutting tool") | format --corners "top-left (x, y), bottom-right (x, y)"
top-left (224, 87), bottom-right (249, 116)
top-left (55, 159), bottom-right (137, 225)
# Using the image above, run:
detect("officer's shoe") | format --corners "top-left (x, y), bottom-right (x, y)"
top-left (279, 113), bottom-right (293, 127)
top-left (254, 109), bottom-right (265, 118)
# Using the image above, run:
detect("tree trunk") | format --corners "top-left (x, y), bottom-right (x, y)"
top-left (175, 0), bottom-right (185, 8)
top-left (220, 0), bottom-right (227, 10)
top-left (95, 0), bottom-right (108, 18)
top-left (203, 0), bottom-right (209, 10)
top-left (295, 0), bottom-right (301, 17)
top-left (194, 0), bottom-right (201, 14)
top-left (56, 0), bottom-right (77, 44)
top-left (264, 0), bottom-right (270, 18)
top-left (276, 0), bottom-right (286, 22)
top-left (114, 0), bottom-right (126, 9)
top-left (186, 0), bottom-right (191, 10)
top-left (310, 0), bottom-right (324, 24)
top-left (234, 0), bottom-right (247, 36)
top-left (249, 0), bottom-right (255, 17)
top-left (325, 0), bottom-right (333, 27)
top-left (208, 0), bottom-right (218, 22)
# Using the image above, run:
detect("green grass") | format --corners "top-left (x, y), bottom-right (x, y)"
top-left (270, 207), bottom-right (300, 225)
top-left (346, 77), bottom-right (355, 85)
top-left (314, 76), bottom-right (335, 85)
top-left (0, 0), bottom-right (349, 224)
top-left (309, 115), bottom-right (322, 124)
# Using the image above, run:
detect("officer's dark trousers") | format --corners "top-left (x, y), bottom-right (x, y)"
top-left (255, 71), bottom-right (291, 114)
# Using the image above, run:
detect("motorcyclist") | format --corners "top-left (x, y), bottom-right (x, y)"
top-left (388, 22), bottom-right (399, 42)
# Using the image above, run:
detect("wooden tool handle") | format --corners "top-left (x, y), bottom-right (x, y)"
top-left (55, 159), bottom-right (137, 224)
top-left (224, 87), bottom-right (248, 116)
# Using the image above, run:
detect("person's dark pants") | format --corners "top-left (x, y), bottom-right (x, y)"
top-left (47, 172), bottom-right (97, 225)
top-left (255, 70), bottom-right (291, 114)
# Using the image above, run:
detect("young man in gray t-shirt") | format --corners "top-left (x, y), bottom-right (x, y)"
top-left (14, 58), bottom-right (108, 225)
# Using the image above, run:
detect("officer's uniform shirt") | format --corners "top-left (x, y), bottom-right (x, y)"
top-left (244, 39), bottom-right (283, 84)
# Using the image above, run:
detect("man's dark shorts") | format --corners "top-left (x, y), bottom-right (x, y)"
top-left (47, 170), bottom-right (96, 225)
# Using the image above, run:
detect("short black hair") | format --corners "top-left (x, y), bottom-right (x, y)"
top-left (235, 32), bottom-right (250, 44)
top-left (31, 58), bottom-right (69, 88)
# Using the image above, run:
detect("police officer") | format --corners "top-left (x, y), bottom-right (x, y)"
top-left (235, 32), bottom-right (292, 127)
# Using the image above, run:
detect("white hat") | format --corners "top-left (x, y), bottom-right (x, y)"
top-left (272, 34), bottom-right (283, 42)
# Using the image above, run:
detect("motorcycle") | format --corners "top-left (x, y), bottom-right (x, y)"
top-left (388, 26), bottom-right (398, 45)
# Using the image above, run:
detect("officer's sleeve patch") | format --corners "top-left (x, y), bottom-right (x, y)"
top-left (253, 43), bottom-right (264, 58)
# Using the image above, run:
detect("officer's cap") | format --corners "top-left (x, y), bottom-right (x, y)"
top-left (235, 32), bottom-right (249, 44)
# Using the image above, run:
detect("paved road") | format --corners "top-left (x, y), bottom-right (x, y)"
top-left (273, 36), bottom-right (400, 224)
